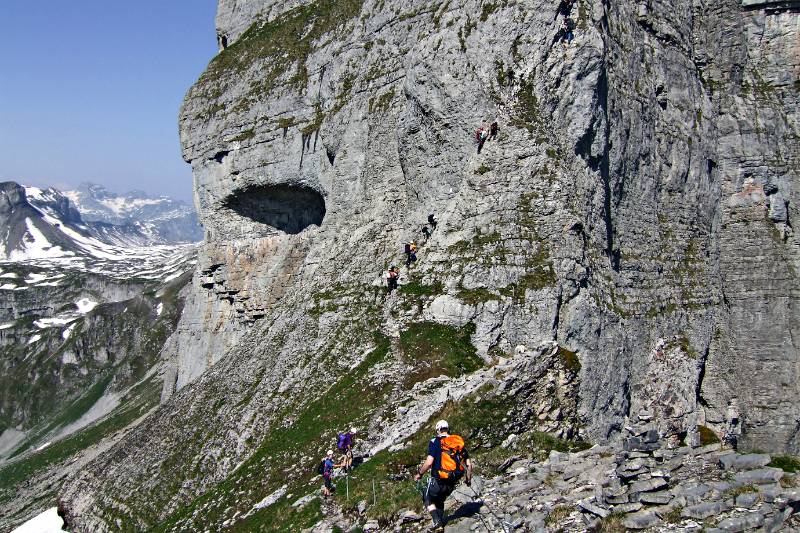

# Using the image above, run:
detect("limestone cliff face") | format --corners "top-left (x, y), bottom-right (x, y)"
top-left (59, 0), bottom-right (799, 530)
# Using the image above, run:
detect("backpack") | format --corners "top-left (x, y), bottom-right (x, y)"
top-left (435, 435), bottom-right (467, 481)
top-left (337, 433), bottom-right (351, 452)
top-left (317, 460), bottom-right (325, 475)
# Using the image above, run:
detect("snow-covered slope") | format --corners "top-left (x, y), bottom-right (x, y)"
top-left (63, 183), bottom-right (203, 243)
top-left (0, 182), bottom-right (198, 278)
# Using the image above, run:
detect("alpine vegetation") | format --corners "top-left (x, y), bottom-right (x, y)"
top-left (7, 0), bottom-right (800, 531)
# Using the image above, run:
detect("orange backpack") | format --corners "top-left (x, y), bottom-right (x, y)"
top-left (436, 435), bottom-right (467, 481)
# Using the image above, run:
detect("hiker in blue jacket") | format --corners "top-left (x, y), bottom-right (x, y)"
top-left (321, 450), bottom-right (341, 498)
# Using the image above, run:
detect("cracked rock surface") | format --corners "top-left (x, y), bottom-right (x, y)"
top-left (50, 0), bottom-right (800, 530)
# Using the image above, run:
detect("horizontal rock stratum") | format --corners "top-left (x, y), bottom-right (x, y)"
top-left (56, 0), bottom-right (799, 531)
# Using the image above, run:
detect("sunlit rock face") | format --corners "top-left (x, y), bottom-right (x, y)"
top-left (57, 0), bottom-right (800, 530)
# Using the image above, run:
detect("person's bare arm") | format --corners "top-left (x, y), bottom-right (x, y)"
top-left (465, 458), bottom-right (473, 485)
top-left (414, 455), bottom-right (435, 481)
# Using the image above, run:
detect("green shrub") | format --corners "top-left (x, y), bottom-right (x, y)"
top-left (770, 455), bottom-right (800, 473)
top-left (697, 425), bottom-right (720, 445)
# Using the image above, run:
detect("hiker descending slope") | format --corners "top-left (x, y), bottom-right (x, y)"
top-left (414, 420), bottom-right (473, 531)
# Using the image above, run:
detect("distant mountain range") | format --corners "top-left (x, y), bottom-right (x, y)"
top-left (0, 181), bottom-right (202, 262)
top-left (62, 183), bottom-right (203, 244)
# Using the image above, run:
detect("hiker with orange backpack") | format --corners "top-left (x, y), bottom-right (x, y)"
top-left (413, 420), bottom-right (473, 531)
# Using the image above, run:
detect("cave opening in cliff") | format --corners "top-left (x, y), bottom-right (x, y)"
top-left (223, 184), bottom-right (326, 234)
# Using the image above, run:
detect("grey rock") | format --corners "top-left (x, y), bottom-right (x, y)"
top-left (765, 508), bottom-right (792, 533)
top-left (622, 511), bottom-right (662, 530)
top-left (38, 0), bottom-right (800, 531)
top-left (681, 501), bottom-right (732, 519)
top-left (734, 468), bottom-right (784, 485)
top-left (578, 500), bottom-right (609, 518)
top-left (715, 512), bottom-right (765, 532)
top-left (638, 490), bottom-right (672, 505)
top-left (628, 477), bottom-right (668, 494)
top-left (720, 453), bottom-right (772, 470)
top-left (291, 494), bottom-right (317, 508)
top-left (612, 502), bottom-right (643, 513)
top-left (400, 510), bottom-right (422, 523)
top-left (734, 493), bottom-right (760, 508)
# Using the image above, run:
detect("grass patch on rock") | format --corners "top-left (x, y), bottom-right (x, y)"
top-left (770, 455), bottom-right (800, 473)
top-left (697, 425), bottom-right (720, 445)
top-left (154, 334), bottom-right (392, 532)
top-left (399, 322), bottom-right (482, 385)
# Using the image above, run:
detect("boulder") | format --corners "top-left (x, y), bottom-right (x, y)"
top-left (719, 453), bottom-right (771, 470)
top-left (734, 468), bottom-right (783, 485)
top-left (681, 501), bottom-right (732, 519)
top-left (622, 511), bottom-right (661, 530)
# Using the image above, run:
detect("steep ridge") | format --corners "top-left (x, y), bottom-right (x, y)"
top-left (54, 0), bottom-right (799, 531)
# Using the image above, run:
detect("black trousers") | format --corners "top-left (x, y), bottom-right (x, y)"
top-left (424, 477), bottom-right (456, 511)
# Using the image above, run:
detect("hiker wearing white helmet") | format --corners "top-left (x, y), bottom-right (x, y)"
top-left (320, 449), bottom-right (342, 498)
top-left (414, 420), bottom-right (473, 531)
top-left (337, 427), bottom-right (358, 472)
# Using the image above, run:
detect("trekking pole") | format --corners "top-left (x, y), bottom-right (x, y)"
top-left (346, 475), bottom-right (349, 501)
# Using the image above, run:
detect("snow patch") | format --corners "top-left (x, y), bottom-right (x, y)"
top-left (25, 272), bottom-right (48, 283)
top-left (27, 334), bottom-right (42, 345)
top-left (0, 284), bottom-right (17, 290)
top-left (156, 302), bottom-right (164, 316)
top-left (0, 322), bottom-right (14, 329)
top-left (34, 317), bottom-right (75, 329)
top-left (0, 272), bottom-right (19, 278)
top-left (62, 323), bottom-right (78, 339)
top-left (35, 441), bottom-right (51, 451)
top-left (8, 219), bottom-right (68, 261)
top-left (76, 298), bottom-right (98, 314)
top-left (10, 507), bottom-right (66, 533)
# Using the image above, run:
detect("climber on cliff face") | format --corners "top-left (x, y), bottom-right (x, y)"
top-left (489, 121), bottom-right (499, 139)
top-left (555, 0), bottom-right (574, 20)
top-left (387, 266), bottom-right (399, 292)
top-left (405, 241), bottom-right (418, 267)
top-left (428, 213), bottom-right (438, 230)
top-left (414, 420), bottom-right (473, 532)
top-left (476, 126), bottom-right (489, 153)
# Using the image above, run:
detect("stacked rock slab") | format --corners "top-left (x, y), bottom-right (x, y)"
top-left (452, 433), bottom-right (799, 532)
top-left (56, 0), bottom-right (800, 530)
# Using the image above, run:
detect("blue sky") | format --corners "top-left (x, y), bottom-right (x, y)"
top-left (0, 1), bottom-right (218, 202)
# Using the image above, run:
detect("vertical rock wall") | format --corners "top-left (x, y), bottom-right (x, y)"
top-left (58, 0), bottom-right (799, 529)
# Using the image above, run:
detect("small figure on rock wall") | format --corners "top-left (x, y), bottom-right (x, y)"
top-left (387, 266), bottom-right (399, 292)
top-left (405, 241), bottom-right (418, 267)
top-left (476, 127), bottom-right (489, 153)
top-left (428, 213), bottom-right (438, 230)
top-left (414, 420), bottom-right (473, 532)
top-left (489, 121), bottom-right (499, 139)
